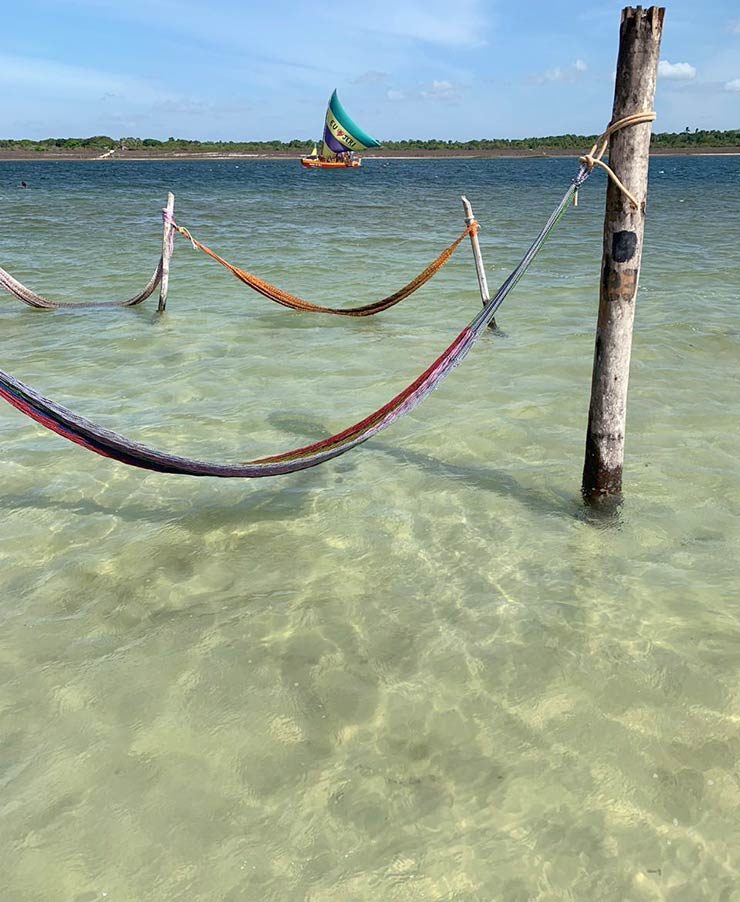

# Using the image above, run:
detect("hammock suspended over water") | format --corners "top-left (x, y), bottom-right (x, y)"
top-left (2, 205), bottom-right (475, 316)
top-left (0, 258), bottom-right (164, 309)
top-left (0, 167), bottom-right (587, 477)
top-left (170, 217), bottom-right (478, 316)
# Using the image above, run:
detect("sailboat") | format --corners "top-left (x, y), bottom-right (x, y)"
top-left (300, 90), bottom-right (381, 169)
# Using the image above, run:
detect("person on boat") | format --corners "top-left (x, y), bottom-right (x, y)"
top-left (18, 181), bottom-right (28, 188)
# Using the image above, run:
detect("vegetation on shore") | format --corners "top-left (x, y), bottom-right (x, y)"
top-left (1, 129), bottom-right (739, 155)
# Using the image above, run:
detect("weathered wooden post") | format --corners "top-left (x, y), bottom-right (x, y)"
top-left (158, 192), bottom-right (175, 313)
top-left (461, 195), bottom-right (496, 330)
top-left (582, 6), bottom-right (664, 505)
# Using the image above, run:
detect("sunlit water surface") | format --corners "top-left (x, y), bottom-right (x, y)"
top-left (1, 157), bottom-right (738, 901)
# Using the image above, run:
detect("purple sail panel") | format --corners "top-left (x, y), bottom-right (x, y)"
top-left (322, 126), bottom-right (347, 155)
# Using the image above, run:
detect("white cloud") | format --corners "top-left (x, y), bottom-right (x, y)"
top-left (531, 60), bottom-right (588, 84)
top-left (658, 60), bottom-right (697, 80)
top-left (541, 67), bottom-right (563, 83)
top-left (725, 78), bottom-right (740, 92)
top-left (387, 89), bottom-right (405, 101)
top-left (420, 80), bottom-right (459, 100)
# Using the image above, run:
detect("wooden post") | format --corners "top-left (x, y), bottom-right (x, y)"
top-left (461, 195), bottom-right (496, 330)
top-left (582, 7), bottom-right (664, 505)
top-left (158, 192), bottom-right (175, 313)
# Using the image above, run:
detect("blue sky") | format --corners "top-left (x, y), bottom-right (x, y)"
top-left (2, 1), bottom-right (738, 141)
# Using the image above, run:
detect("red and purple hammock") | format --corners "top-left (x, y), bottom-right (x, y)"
top-left (0, 175), bottom-right (584, 478)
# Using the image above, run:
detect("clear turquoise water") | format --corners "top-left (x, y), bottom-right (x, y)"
top-left (0, 157), bottom-right (738, 901)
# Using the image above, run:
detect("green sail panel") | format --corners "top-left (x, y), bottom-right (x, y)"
top-left (321, 90), bottom-right (381, 160)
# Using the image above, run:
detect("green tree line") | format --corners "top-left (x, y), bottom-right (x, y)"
top-left (1, 130), bottom-right (738, 153)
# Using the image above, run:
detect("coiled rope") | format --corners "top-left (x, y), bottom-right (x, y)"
top-left (168, 214), bottom-right (479, 316)
top-left (0, 168), bottom-right (587, 477)
top-left (576, 111), bottom-right (656, 209)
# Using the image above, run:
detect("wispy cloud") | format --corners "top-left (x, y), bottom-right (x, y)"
top-left (352, 71), bottom-right (390, 86)
top-left (384, 79), bottom-right (464, 103)
top-left (0, 49), bottom-right (250, 139)
top-left (359, 0), bottom-right (488, 47)
top-left (47, 0), bottom-right (328, 78)
top-left (3, 0), bottom-right (738, 140)
top-left (0, 52), bottom-right (170, 103)
top-left (420, 80), bottom-right (460, 101)
top-left (531, 59), bottom-right (587, 85)
top-left (658, 60), bottom-right (697, 80)
top-left (152, 98), bottom-right (253, 116)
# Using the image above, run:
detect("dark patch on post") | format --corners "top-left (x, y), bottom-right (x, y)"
top-left (612, 230), bottom-right (638, 263)
top-left (607, 268), bottom-right (638, 303)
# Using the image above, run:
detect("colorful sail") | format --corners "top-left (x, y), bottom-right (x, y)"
top-left (321, 90), bottom-right (381, 161)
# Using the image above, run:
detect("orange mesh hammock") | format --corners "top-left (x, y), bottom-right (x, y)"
top-left (170, 216), bottom-right (478, 316)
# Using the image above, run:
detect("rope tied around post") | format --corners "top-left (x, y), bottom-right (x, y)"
top-left (165, 211), bottom-right (197, 250)
top-left (576, 111), bottom-right (656, 209)
top-left (161, 206), bottom-right (177, 255)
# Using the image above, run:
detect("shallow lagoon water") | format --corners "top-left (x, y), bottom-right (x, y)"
top-left (0, 157), bottom-right (738, 900)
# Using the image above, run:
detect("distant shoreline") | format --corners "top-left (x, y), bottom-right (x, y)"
top-left (0, 147), bottom-right (738, 162)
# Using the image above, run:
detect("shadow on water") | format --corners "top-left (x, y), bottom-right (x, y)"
top-left (2, 407), bottom-right (623, 531)
top-left (267, 409), bottom-right (626, 530)
top-left (383, 442), bottom-right (597, 522)
top-left (1, 465), bottom-right (327, 532)
top-left (267, 411), bottom-right (602, 523)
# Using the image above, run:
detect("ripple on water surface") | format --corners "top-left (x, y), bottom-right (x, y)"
top-left (0, 157), bottom-right (739, 900)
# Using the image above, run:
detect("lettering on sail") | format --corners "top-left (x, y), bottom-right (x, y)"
top-left (328, 117), bottom-right (358, 149)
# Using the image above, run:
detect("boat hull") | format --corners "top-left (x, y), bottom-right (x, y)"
top-left (300, 158), bottom-right (362, 169)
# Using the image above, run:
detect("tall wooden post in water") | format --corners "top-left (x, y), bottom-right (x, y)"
top-left (582, 6), bottom-right (664, 505)
top-left (158, 192), bottom-right (175, 313)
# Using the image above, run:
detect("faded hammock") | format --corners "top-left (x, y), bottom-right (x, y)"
top-left (0, 258), bottom-right (164, 309)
